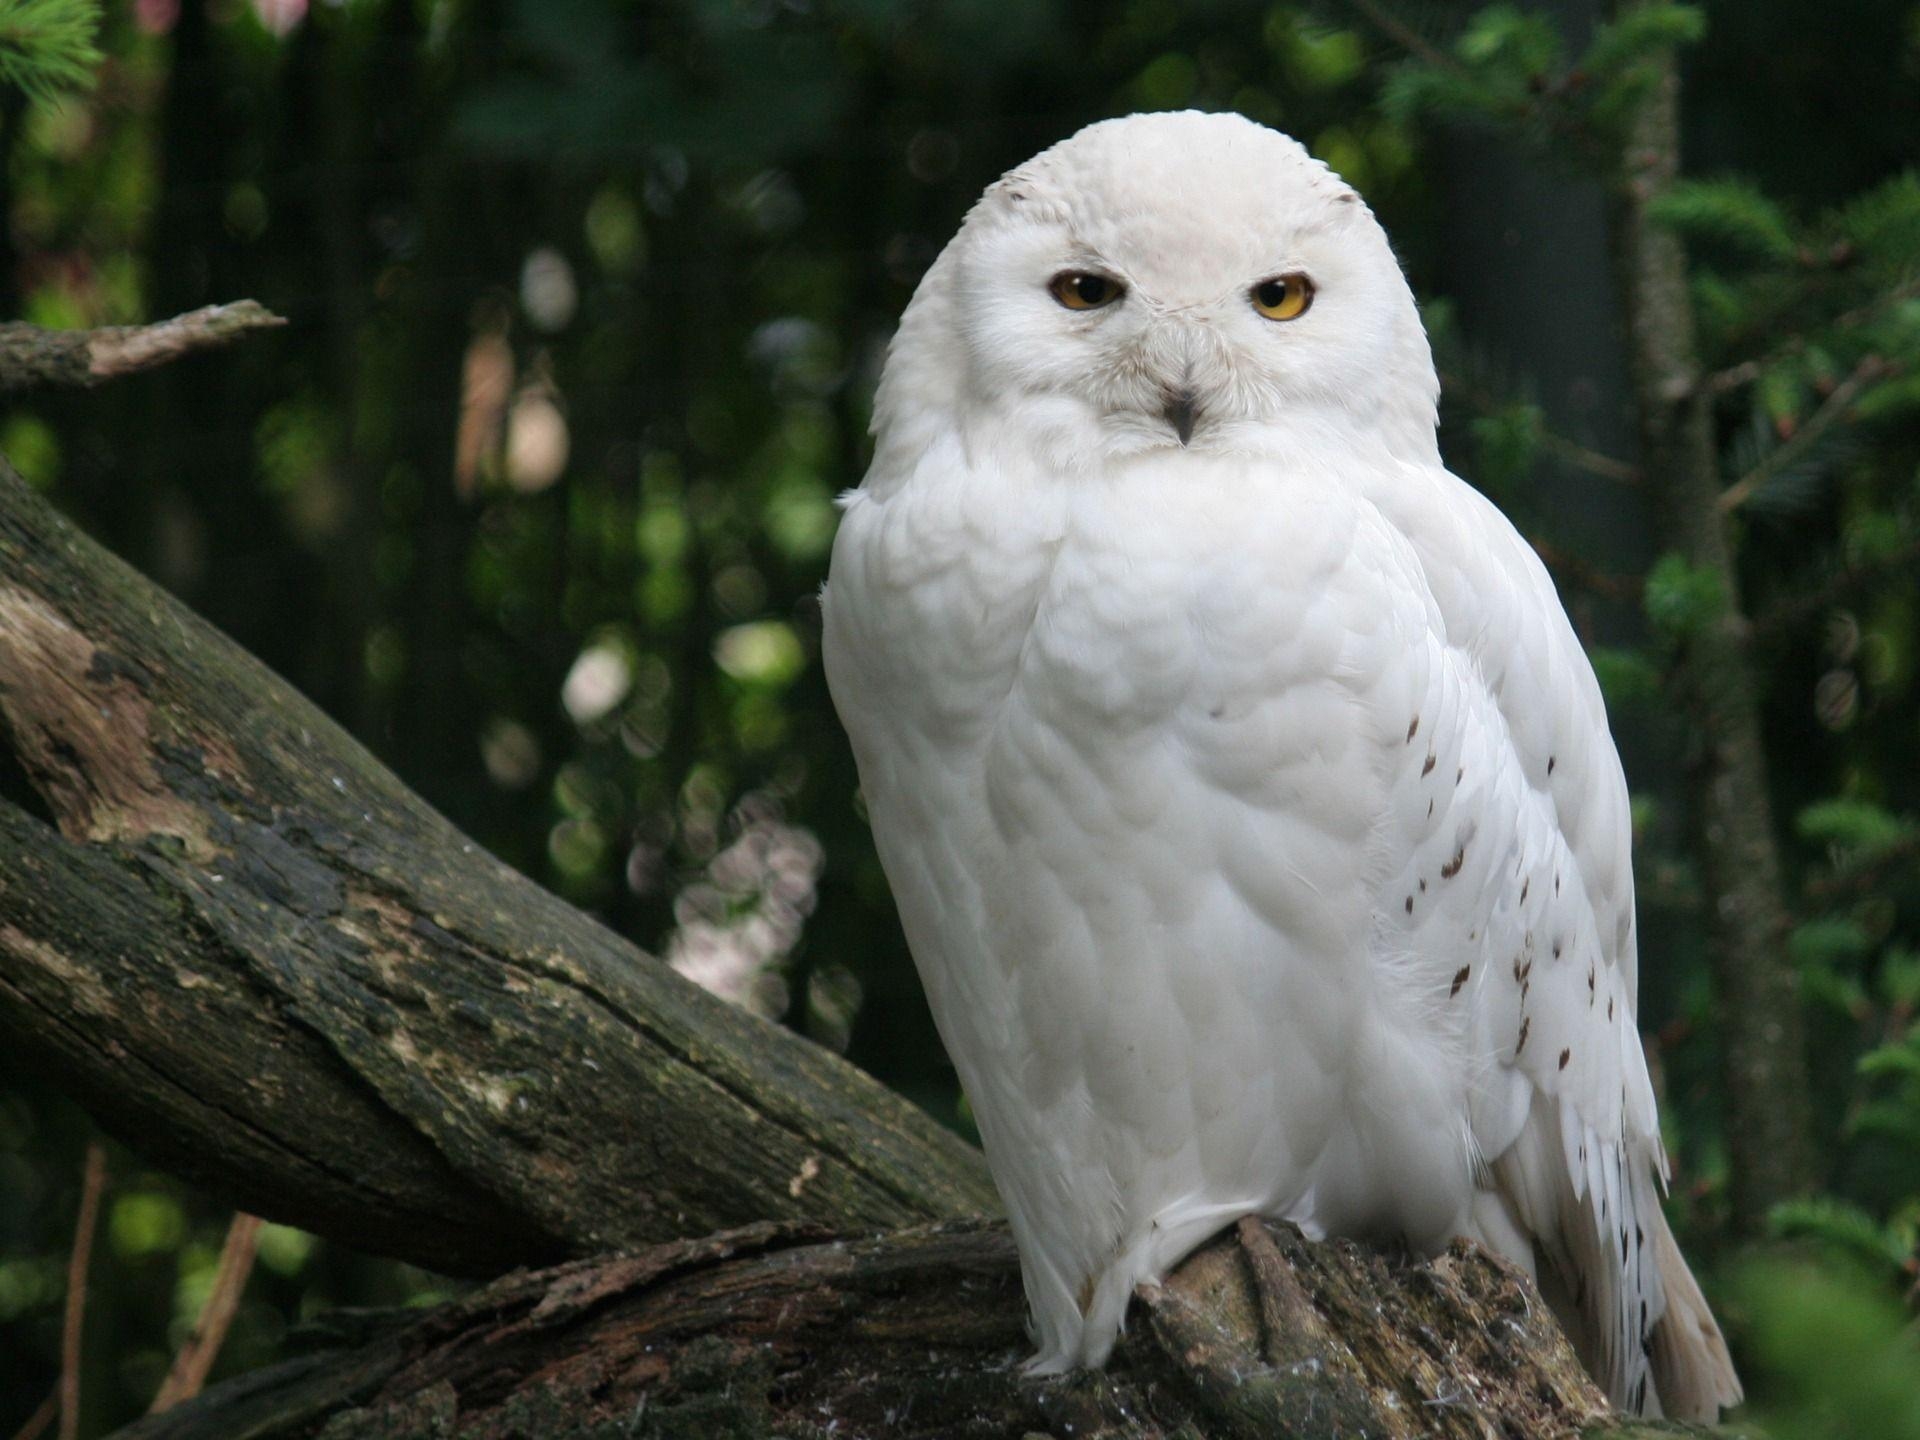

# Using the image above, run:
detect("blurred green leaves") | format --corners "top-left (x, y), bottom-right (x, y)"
top-left (1643, 553), bottom-right (1726, 640)
top-left (0, 0), bottom-right (100, 105)
top-left (1377, 1), bottom-right (1704, 160)
top-left (1734, 1256), bottom-right (1920, 1440)
top-left (1649, 178), bottom-right (1800, 265)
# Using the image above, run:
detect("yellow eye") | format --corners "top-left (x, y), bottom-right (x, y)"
top-left (1251, 273), bottom-right (1314, 321)
top-left (1050, 271), bottom-right (1125, 311)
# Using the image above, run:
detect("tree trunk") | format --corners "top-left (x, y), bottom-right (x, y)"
top-left (0, 446), bottom-right (1710, 1434)
top-left (1610, 14), bottom-right (1817, 1232)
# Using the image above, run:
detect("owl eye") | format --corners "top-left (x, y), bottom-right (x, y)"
top-left (1049, 271), bottom-right (1125, 311)
top-left (1251, 273), bottom-right (1314, 321)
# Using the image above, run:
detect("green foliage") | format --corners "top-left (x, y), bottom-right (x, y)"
top-left (1835, 172), bottom-right (1920, 283)
top-left (1734, 1258), bottom-right (1920, 1440)
top-left (1467, 402), bottom-right (1542, 495)
top-left (1854, 1033), bottom-right (1920, 1151)
top-left (1454, 4), bottom-right (1562, 71)
top-left (1796, 799), bottom-right (1916, 866)
top-left (0, 0), bottom-right (99, 104)
top-left (1379, 1), bottom-right (1704, 161)
top-left (1767, 1196), bottom-right (1914, 1283)
top-left (1587, 646), bottom-right (1664, 710)
top-left (1648, 177), bottom-right (1800, 264)
top-left (1578, 1), bottom-right (1707, 82)
top-left (1575, 3), bottom-right (1707, 131)
top-left (1789, 916), bottom-right (1872, 971)
top-left (1642, 552), bottom-right (1726, 640)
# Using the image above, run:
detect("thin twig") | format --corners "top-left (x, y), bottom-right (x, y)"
top-left (58, 1143), bottom-right (108, 1440)
top-left (7, 1391), bottom-right (57, 1440)
top-left (0, 300), bottom-right (286, 395)
top-left (1701, 357), bottom-right (1762, 398)
top-left (148, 1213), bottom-right (264, 1413)
top-left (1538, 429), bottom-right (1641, 486)
top-left (1717, 355), bottom-right (1890, 514)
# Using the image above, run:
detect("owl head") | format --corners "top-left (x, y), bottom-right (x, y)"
top-left (874, 111), bottom-right (1440, 470)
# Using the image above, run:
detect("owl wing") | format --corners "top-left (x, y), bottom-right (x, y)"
top-left (1362, 462), bottom-right (1736, 1420)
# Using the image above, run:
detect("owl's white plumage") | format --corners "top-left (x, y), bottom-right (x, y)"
top-left (822, 111), bottom-right (1740, 1421)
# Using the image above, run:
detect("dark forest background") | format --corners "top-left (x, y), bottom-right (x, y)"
top-left (3, 1), bottom-right (1920, 1434)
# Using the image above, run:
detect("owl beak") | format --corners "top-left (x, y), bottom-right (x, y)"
top-left (1163, 388), bottom-right (1199, 446)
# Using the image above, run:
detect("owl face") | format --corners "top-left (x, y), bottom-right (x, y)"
top-left (936, 112), bottom-right (1437, 462)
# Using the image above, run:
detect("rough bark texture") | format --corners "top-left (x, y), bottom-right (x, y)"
top-left (107, 1218), bottom-right (1647, 1440)
top-left (0, 302), bottom-right (286, 394)
top-left (0, 454), bottom-right (995, 1276)
top-left (1611, 13), bottom-right (1816, 1233)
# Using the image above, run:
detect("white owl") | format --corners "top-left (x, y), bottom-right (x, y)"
top-left (822, 111), bottom-right (1741, 1422)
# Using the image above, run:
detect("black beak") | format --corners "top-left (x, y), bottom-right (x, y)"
top-left (1164, 389), bottom-right (1198, 446)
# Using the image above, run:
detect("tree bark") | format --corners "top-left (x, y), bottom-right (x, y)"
top-left (0, 455), bottom-right (995, 1276)
top-left (1610, 15), bottom-right (1817, 1232)
top-left (105, 1218), bottom-right (1656, 1440)
top-left (0, 303), bottom-right (285, 394)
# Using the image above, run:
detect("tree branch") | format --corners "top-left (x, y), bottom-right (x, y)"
top-left (1717, 354), bottom-right (1891, 514)
top-left (1344, 0), bottom-right (1466, 74)
top-left (0, 456), bottom-right (995, 1279)
top-left (1442, 369), bottom-right (1644, 487)
top-left (1702, 276), bottom-right (1920, 397)
top-left (101, 1218), bottom-right (1670, 1440)
top-left (0, 302), bottom-right (286, 395)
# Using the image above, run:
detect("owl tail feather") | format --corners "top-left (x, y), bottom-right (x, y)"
top-left (1647, 1211), bottom-right (1743, 1423)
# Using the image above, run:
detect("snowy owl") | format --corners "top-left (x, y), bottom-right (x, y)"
top-left (821, 111), bottom-right (1741, 1421)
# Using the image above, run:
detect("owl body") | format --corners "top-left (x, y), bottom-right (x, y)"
top-left (823, 112), bottom-right (1739, 1421)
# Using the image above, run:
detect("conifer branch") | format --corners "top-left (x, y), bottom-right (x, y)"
top-left (1344, 0), bottom-right (1465, 74)
top-left (1718, 355), bottom-right (1891, 514)
top-left (0, 0), bottom-right (101, 105)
